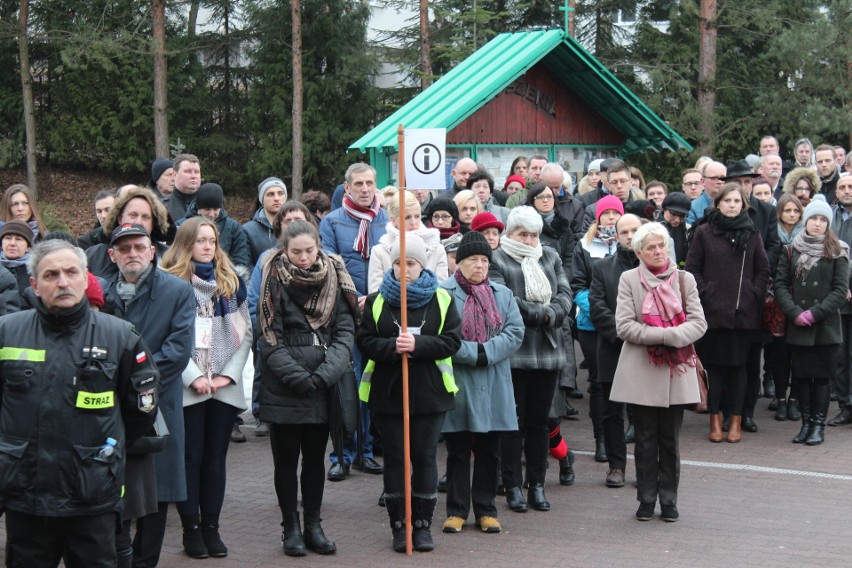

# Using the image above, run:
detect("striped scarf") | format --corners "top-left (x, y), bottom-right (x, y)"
top-left (342, 193), bottom-right (380, 259)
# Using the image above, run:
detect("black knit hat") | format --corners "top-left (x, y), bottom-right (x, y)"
top-left (456, 230), bottom-right (492, 264)
top-left (196, 183), bottom-right (224, 210)
top-left (426, 196), bottom-right (459, 222)
top-left (151, 157), bottom-right (173, 184)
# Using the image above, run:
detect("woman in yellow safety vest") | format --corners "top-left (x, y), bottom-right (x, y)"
top-left (357, 232), bottom-right (461, 554)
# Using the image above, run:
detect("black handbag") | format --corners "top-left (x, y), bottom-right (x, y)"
top-left (329, 364), bottom-right (358, 445)
top-left (127, 409), bottom-right (170, 454)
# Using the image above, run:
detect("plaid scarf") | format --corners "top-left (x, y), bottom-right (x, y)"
top-left (259, 249), bottom-right (359, 346)
top-left (638, 264), bottom-right (696, 377)
top-left (342, 193), bottom-right (381, 259)
top-left (454, 271), bottom-right (502, 342)
top-left (190, 273), bottom-right (249, 378)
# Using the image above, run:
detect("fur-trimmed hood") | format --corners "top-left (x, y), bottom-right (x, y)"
top-left (782, 167), bottom-right (821, 196)
top-left (104, 186), bottom-right (172, 242)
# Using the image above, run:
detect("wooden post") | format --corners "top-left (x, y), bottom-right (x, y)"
top-left (396, 124), bottom-right (412, 556)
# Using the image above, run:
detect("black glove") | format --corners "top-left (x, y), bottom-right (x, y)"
top-left (476, 343), bottom-right (489, 368)
top-left (288, 375), bottom-right (316, 395)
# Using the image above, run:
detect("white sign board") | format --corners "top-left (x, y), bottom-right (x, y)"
top-left (404, 128), bottom-right (447, 190)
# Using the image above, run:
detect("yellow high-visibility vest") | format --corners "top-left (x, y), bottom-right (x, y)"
top-left (358, 289), bottom-right (457, 402)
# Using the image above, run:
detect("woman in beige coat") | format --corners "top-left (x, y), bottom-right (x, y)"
top-left (611, 223), bottom-right (707, 523)
top-left (367, 189), bottom-right (448, 293)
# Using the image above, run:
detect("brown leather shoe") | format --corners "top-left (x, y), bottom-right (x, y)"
top-left (727, 415), bottom-right (742, 443)
top-left (709, 414), bottom-right (723, 443)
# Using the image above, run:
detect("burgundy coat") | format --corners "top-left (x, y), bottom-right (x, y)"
top-left (684, 223), bottom-right (769, 331)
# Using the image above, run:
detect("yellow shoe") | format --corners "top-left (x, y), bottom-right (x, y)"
top-left (442, 516), bottom-right (465, 533)
top-left (476, 516), bottom-right (501, 533)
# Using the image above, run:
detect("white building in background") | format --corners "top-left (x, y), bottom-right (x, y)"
top-left (367, 1), bottom-right (418, 89)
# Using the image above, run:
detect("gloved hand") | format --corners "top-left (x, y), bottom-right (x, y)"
top-left (288, 375), bottom-right (316, 394)
top-left (794, 310), bottom-right (815, 327)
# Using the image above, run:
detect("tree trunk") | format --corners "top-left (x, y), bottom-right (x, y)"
top-left (188, 0), bottom-right (199, 38)
top-left (152, 0), bottom-right (169, 158)
top-left (419, 0), bottom-right (431, 90)
top-left (18, 0), bottom-right (37, 195)
top-left (291, 0), bottom-right (303, 199)
top-left (697, 0), bottom-right (717, 157)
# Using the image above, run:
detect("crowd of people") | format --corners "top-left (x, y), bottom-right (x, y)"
top-left (0, 138), bottom-right (850, 564)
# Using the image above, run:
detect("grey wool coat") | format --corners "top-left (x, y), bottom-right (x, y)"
top-left (440, 277), bottom-right (523, 433)
top-left (489, 246), bottom-right (573, 370)
top-left (610, 265), bottom-right (708, 408)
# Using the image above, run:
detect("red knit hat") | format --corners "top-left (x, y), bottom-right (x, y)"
top-left (595, 195), bottom-right (625, 222)
top-left (470, 211), bottom-right (505, 233)
top-left (504, 175), bottom-right (527, 189)
top-left (85, 272), bottom-right (105, 309)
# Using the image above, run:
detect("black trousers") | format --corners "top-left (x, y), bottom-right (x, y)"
top-left (706, 363), bottom-right (746, 416)
top-left (444, 431), bottom-right (500, 519)
top-left (374, 412), bottom-right (445, 497)
top-left (176, 399), bottom-right (240, 519)
top-left (833, 314), bottom-right (852, 411)
top-left (131, 502), bottom-right (169, 568)
top-left (501, 368), bottom-right (558, 488)
top-left (767, 336), bottom-right (795, 400)
top-left (632, 405), bottom-right (684, 506)
top-left (601, 381), bottom-right (627, 470)
top-left (5, 510), bottom-right (117, 568)
top-left (578, 331), bottom-right (603, 439)
top-left (270, 423), bottom-right (330, 513)
top-left (741, 342), bottom-right (763, 418)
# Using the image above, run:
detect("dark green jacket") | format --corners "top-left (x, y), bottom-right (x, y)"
top-left (774, 245), bottom-right (849, 346)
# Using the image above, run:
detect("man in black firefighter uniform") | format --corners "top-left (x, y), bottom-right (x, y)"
top-left (0, 239), bottom-right (159, 568)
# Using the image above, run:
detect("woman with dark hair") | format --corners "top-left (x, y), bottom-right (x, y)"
top-left (685, 183), bottom-right (769, 443)
top-left (358, 233), bottom-right (461, 553)
top-left (525, 183), bottom-right (576, 277)
top-left (1, 184), bottom-right (46, 242)
top-left (490, 206), bottom-right (572, 513)
top-left (783, 167), bottom-right (820, 208)
top-left (509, 156), bottom-right (529, 179)
top-left (767, 193), bottom-right (805, 421)
top-left (470, 170), bottom-right (509, 224)
top-left (425, 197), bottom-right (462, 239)
top-left (301, 190), bottom-right (332, 226)
top-left (160, 217), bottom-right (252, 558)
top-left (258, 220), bottom-right (357, 556)
top-left (774, 196), bottom-right (849, 445)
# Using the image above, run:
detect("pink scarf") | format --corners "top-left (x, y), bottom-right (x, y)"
top-left (454, 271), bottom-right (502, 342)
top-left (638, 265), bottom-right (697, 376)
top-left (342, 194), bottom-right (380, 259)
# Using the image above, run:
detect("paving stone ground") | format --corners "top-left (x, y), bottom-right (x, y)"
top-left (3, 352), bottom-right (852, 567)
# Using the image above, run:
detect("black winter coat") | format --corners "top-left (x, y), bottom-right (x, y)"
top-left (589, 246), bottom-right (640, 383)
top-left (357, 291), bottom-right (461, 416)
top-left (259, 284), bottom-right (355, 425)
top-left (539, 212), bottom-right (577, 279)
top-left (684, 223), bottom-right (769, 330)
top-left (178, 204), bottom-right (252, 269)
top-left (748, 196), bottom-right (780, 270)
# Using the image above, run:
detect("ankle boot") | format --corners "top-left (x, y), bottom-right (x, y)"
top-left (787, 398), bottom-right (801, 421)
top-left (793, 380), bottom-right (813, 444)
top-left (384, 494), bottom-right (407, 553)
top-left (412, 496), bottom-right (437, 552)
top-left (180, 514), bottom-right (209, 559)
top-left (282, 512), bottom-right (306, 557)
top-left (594, 438), bottom-right (607, 462)
top-left (303, 509), bottom-right (336, 554)
top-left (709, 414), bottom-right (723, 443)
top-left (806, 383), bottom-right (829, 446)
top-left (774, 398), bottom-right (787, 421)
top-left (726, 416), bottom-right (742, 443)
top-left (200, 513), bottom-right (228, 557)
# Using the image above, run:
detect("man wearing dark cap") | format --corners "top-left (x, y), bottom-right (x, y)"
top-left (149, 157), bottom-right (175, 198)
top-left (102, 223), bottom-right (196, 568)
top-left (177, 182), bottom-right (251, 274)
top-left (660, 192), bottom-right (692, 265)
top-left (722, 158), bottom-right (780, 434)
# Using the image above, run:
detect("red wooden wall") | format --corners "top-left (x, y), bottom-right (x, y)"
top-left (446, 61), bottom-right (624, 146)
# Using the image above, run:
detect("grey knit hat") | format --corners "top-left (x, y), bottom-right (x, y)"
top-left (803, 194), bottom-right (832, 225)
top-left (258, 177), bottom-right (287, 203)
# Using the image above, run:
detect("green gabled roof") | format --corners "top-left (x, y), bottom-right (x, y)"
top-left (350, 29), bottom-right (692, 156)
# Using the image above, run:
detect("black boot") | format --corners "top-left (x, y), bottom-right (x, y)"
top-left (624, 422), bottom-right (636, 444)
top-left (806, 383), bottom-right (829, 446)
top-left (774, 398), bottom-right (787, 421)
top-left (180, 515), bottom-right (209, 559)
top-left (792, 380), bottom-right (813, 444)
top-left (303, 509), bottom-right (336, 554)
top-left (282, 512), bottom-right (306, 557)
top-left (558, 450), bottom-right (575, 486)
top-left (384, 494), bottom-right (406, 553)
top-left (594, 438), bottom-right (607, 463)
top-left (787, 398), bottom-right (801, 421)
top-left (763, 378), bottom-right (775, 398)
top-left (412, 496), bottom-right (437, 552)
top-left (200, 513), bottom-right (228, 557)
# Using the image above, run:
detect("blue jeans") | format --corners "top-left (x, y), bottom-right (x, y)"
top-left (329, 345), bottom-right (373, 464)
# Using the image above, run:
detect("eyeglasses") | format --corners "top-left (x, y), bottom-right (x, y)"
top-left (683, 181), bottom-right (701, 187)
top-left (432, 214), bottom-right (452, 221)
top-left (534, 194), bottom-right (554, 201)
top-left (114, 244), bottom-right (150, 254)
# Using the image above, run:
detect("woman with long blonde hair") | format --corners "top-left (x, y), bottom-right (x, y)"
top-left (160, 216), bottom-right (252, 559)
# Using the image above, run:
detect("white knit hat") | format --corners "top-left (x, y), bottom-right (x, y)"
top-left (390, 233), bottom-right (428, 269)
top-left (803, 194), bottom-right (832, 225)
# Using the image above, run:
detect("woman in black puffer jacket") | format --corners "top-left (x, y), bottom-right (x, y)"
top-left (258, 221), bottom-right (358, 557)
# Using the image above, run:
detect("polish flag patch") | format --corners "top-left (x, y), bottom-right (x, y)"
top-left (136, 352), bottom-right (147, 364)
